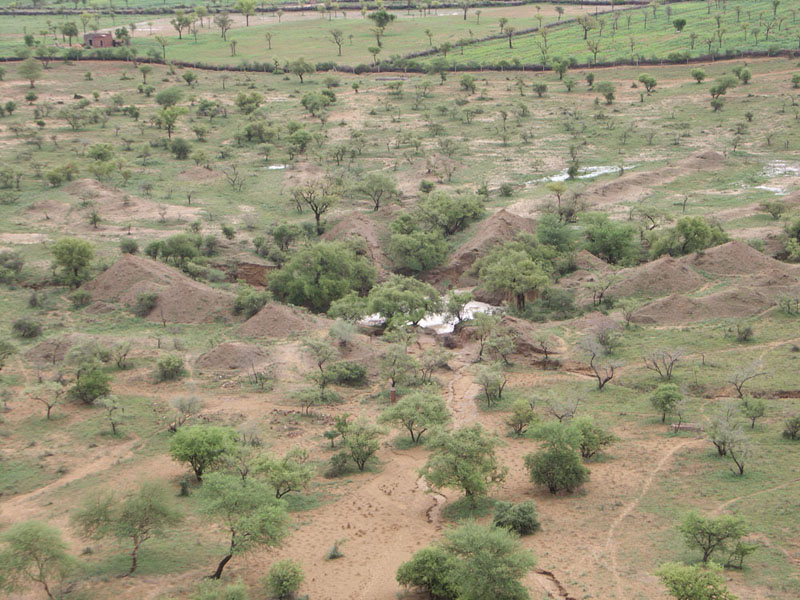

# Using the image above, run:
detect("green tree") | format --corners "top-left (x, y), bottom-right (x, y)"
top-left (657, 562), bottom-right (737, 600)
top-left (379, 342), bottom-right (421, 388)
top-left (0, 521), bottom-right (78, 600)
top-left (288, 57), bottom-right (315, 83)
top-left (475, 248), bottom-right (550, 310)
top-left (157, 106), bottom-right (188, 139)
top-left (679, 512), bottom-right (747, 563)
top-left (691, 68), bottom-right (706, 83)
top-left (396, 546), bottom-right (460, 600)
top-left (379, 389), bottom-right (450, 443)
top-left (443, 522), bottom-right (536, 600)
top-left (345, 418), bottom-right (382, 471)
top-left (61, 22), bottom-right (79, 45)
top-left (524, 444), bottom-right (588, 494)
top-left (199, 472), bottom-right (289, 579)
top-left (651, 383), bottom-right (684, 423)
top-left (18, 57), bottom-right (43, 88)
top-left (506, 398), bottom-right (537, 437)
top-left (139, 64), bottom-right (152, 83)
top-left (51, 237), bottom-right (94, 285)
top-left (417, 191), bottom-right (484, 236)
top-left (68, 366), bottom-right (111, 405)
top-left (420, 424), bottom-right (507, 503)
top-left (583, 214), bottom-right (638, 265)
top-left (169, 425), bottom-right (238, 480)
top-left (264, 559), bottom-right (305, 599)
top-left (388, 228), bottom-right (448, 273)
top-left (235, 0), bottom-right (257, 26)
top-left (367, 8), bottom-right (396, 46)
top-left (155, 86), bottom-right (183, 107)
top-left (359, 172), bottom-right (399, 211)
top-left (638, 73), bottom-right (658, 93)
top-left (72, 481), bottom-right (182, 575)
top-left (740, 396), bottom-right (766, 428)
top-left (254, 448), bottom-right (315, 498)
top-left (367, 274), bottom-right (442, 327)
top-left (595, 81), bottom-right (616, 104)
top-left (270, 241), bottom-right (375, 313)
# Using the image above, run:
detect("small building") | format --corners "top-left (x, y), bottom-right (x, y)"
top-left (84, 32), bottom-right (115, 48)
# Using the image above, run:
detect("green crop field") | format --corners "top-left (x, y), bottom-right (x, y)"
top-left (426, 0), bottom-right (800, 67)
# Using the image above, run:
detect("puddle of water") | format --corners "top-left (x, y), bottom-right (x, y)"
top-left (526, 164), bottom-right (635, 185)
top-left (268, 165), bottom-right (287, 170)
top-left (762, 161), bottom-right (800, 177)
top-left (753, 185), bottom-right (787, 195)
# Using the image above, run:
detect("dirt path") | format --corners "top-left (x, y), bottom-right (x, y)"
top-left (445, 359), bottom-right (479, 427)
top-left (0, 436), bottom-right (140, 522)
top-left (713, 477), bottom-right (800, 516)
top-left (601, 438), bottom-right (704, 599)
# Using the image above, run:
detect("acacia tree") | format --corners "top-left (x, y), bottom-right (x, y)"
top-left (379, 389), bottom-right (450, 443)
top-left (420, 424), bottom-right (507, 504)
top-left (657, 562), bottom-right (737, 600)
top-left (475, 248), bottom-right (550, 310)
top-left (51, 237), bottom-right (94, 286)
top-left (169, 425), bottom-right (238, 480)
top-left (329, 28), bottom-right (345, 55)
top-left (0, 521), bottom-right (78, 600)
top-left (18, 57), bottom-right (43, 88)
top-left (678, 512), bottom-right (747, 563)
top-left (650, 383), bottom-right (684, 423)
top-left (367, 8), bottom-right (396, 46)
top-left (254, 448), bottom-right (315, 498)
top-left (72, 482), bottom-right (182, 575)
top-left (290, 179), bottom-right (338, 234)
top-left (199, 472), bottom-right (288, 579)
top-left (358, 171), bottom-right (399, 211)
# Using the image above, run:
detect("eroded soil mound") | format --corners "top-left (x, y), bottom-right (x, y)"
top-left (82, 254), bottom-right (234, 324)
top-left (322, 214), bottom-right (390, 279)
top-left (609, 256), bottom-right (706, 299)
top-left (196, 342), bottom-right (270, 371)
top-left (239, 302), bottom-right (321, 339)
top-left (684, 240), bottom-right (797, 276)
top-left (25, 334), bottom-right (88, 365)
top-left (632, 286), bottom-right (775, 325)
top-left (425, 209), bottom-right (536, 288)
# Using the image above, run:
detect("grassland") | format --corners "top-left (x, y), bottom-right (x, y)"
top-left (0, 41), bottom-right (799, 600)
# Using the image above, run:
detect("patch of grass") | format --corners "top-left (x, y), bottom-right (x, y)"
top-left (441, 495), bottom-right (497, 521)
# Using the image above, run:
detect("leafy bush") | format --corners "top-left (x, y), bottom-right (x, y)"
top-left (70, 289), bottom-right (92, 309)
top-left (120, 238), bottom-right (139, 254)
top-left (156, 355), bottom-right (186, 382)
top-left (12, 317), bottom-right (42, 338)
top-left (524, 446), bottom-right (588, 494)
top-left (325, 361), bottom-right (367, 386)
top-left (396, 546), bottom-right (459, 600)
top-left (68, 368), bottom-right (112, 404)
top-left (264, 559), bottom-right (304, 599)
top-left (783, 416), bottom-right (800, 440)
top-left (492, 500), bottom-right (540, 535)
top-left (0, 249), bottom-right (24, 283)
top-left (233, 285), bottom-right (270, 318)
top-left (131, 292), bottom-right (158, 317)
top-left (324, 451), bottom-right (351, 478)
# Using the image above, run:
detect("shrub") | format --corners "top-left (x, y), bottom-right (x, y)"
top-left (221, 225), bottom-right (236, 240)
top-left (0, 250), bottom-right (24, 283)
top-left (120, 238), bottom-right (139, 254)
top-left (396, 546), bottom-right (459, 600)
top-left (419, 180), bottom-right (435, 193)
top-left (131, 292), bottom-right (159, 317)
top-left (524, 446), bottom-right (588, 494)
top-left (324, 540), bottom-right (345, 560)
top-left (68, 368), bottom-right (112, 404)
top-left (170, 137), bottom-right (191, 159)
top-left (492, 500), bottom-right (540, 535)
top-left (12, 317), bottom-right (42, 338)
top-left (324, 451), bottom-right (351, 478)
top-left (325, 361), bottom-right (367, 386)
top-left (264, 559), bottom-right (304, 599)
top-left (498, 183), bottom-right (514, 197)
top-left (70, 289), bottom-right (92, 309)
top-left (233, 285), bottom-right (270, 319)
top-left (783, 416), bottom-right (800, 440)
top-left (156, 354), bottom-right (186, 382)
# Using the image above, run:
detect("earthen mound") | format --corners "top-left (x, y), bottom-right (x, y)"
top-left (609, 256), bottom-right (705, 299)
top-left (239, 302), bottom-right (321, 339)
top-left (425, 209), bottom-right (536, 288)
top-left (196, 342), bottom-right (270, 371)
top-left (25, 334), bottom-right (88, 365)
top-left (82, 254), bottom-right (234, 324)
top-left (322, 214), bottom-right (390, 279)
top-left (684, 240), bottom-right (796, 276)
top-left (632, 286), bottom-right (774, 325)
